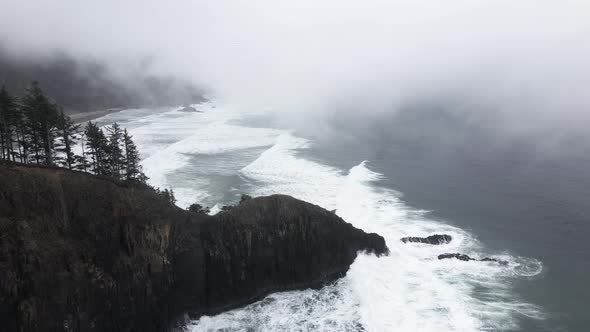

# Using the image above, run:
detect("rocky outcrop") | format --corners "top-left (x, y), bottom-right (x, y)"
top-left (0, 163), bottom-right (387, 331)
top-left (438, 253), bottom-right (508, 265)
top-left (173, 195), bottom-right (387, 317)
top-left (401, 234), bottom-right (452, 245)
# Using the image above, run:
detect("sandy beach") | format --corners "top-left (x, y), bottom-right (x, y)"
top-left (69, 108), bottom-right (125, 124)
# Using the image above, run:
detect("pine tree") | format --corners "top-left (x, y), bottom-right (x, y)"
top-left (13, 115), bottom-right (29, 164)
top-left (21, 82), bottom-right (60, 165)
top-left (159, 188), bottom-right (176, 205)
top-left (122, 128), bottom-right (147, 183)
top-left (0, 87), bottom-right (8, 161)
top-left (239, 194), bottom-right (252, 204)
top-left (1, 82), bottom-right (158, 189)
top-left (83, 121), bottom-right (98, 172)
top-left (0, 82), bottom-right (156, 185)
top-left (187, 203), bottom-right (210, 214)
top-left (170, 188), bottom-right (176, 205)
top-left (106, 122), bottom-right (124, 179)
top-left (75, 134), bottom-right (90, 172)
top-left (55, 110), bottom-right (80, 170)
top-left (0, 87), bottom-right (16, 161)
top-left (83, 121), bottom-right (109, 175)
top-left (0, 86), bottom-right (26, 162)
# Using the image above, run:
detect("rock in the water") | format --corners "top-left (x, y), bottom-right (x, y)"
top-left (479, 257), bottom-right (509, 265)
top-left (438, 253), bottom-right (508, 265)
top-left (178, 106), bottom-right (202, 113)
top-left (0, 163), bottom-right (387, 332)
top-left (401, 234), bottom-right (452, 245)
top-left (438, 253), bottom-right (473, 261)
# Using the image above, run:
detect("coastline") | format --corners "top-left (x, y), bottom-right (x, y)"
top-left (68, 100), bottom-right (207, 124)
top-left (0, 164), bottom-right (387, 331)
top-left (69, 107), bottom-right (125, 124)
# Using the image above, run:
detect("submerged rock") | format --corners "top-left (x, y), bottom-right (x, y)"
top-left (438, 253), bottom-right (508, 265)
top-left (401, 234), bottom-right (452, 245)
top-left (0, 163), bottom-right (387, 332)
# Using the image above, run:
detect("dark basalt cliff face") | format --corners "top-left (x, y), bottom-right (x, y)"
top-left (0, 164), bottom-right (387, 331)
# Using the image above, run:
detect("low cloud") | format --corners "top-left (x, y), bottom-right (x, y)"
top-left (1, 0), bottom-right (589, 143)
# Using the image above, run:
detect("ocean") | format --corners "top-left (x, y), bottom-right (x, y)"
top-left (94, 101), bottom-right (589, 331)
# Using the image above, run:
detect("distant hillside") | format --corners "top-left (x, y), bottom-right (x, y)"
top-left (0, 51), bottom-right (205, 113)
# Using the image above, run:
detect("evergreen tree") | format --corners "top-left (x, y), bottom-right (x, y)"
top-left (220, 204), bottom-right (234, 212)
top-left (239, 194), bottom-right (252, 204)
top-left (55, 110), bottom-right (80, 170)
top-left (187, 203), bottom-right (210, 214)
top-left (159, 188), bottom-right (177, 205)
top-left (83, 121), bottom-right (109, 175)
top-left (122, 128), bottom-right (147, 182)
top-left (170, 188), bottom-right (176, 205)
top-left (106, 122), bottom-right (124, 178)
top-left (0, 86), bottom-right (21, 162)
top-left (0, 87), bottom-right (8, 160)
top-left (21, 82), bottom-right (60, 165)
top-left (0, 87), bottom-right (29, 163)
top-left (75, 134), bottom-right (90, 172)
top-left (1, 82), bottom-right (158, 192)
top-left (0, 82), bottom-right (156, 187)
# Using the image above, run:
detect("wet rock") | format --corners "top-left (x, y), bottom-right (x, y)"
top-left (175, 194), bottom-right (388, 318)
top-left (0, 164), bottom-right (387, 331)
top-left (438, 253), bottom-right (508, 265)
top-left (178, 106), bottom-right (202, 113)
top-left (401, 234), bottom-right (452, 245)
top-left (479, 257), bottom-right (509, 265)
top-left (438, 253), bottom-right (472, 261)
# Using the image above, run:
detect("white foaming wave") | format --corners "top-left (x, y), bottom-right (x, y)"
top-left (141, 123), bottom-right (282, 183)
top-left (240, 134), bottom-right (343, 209)
top-left (189, 280), bottom-right (363, 331)
top-left (92, 102), bottom-right (282, 209)
top-left (190, 134), bottom-right (543, 331)
top-left (336, 163), bottom-right (544, 331)
top-left (134, 109), bottom-right (283, 208)
top-left (169, 122), bottom-right (283, 155)
top-left (131, 104), bottom-right (241, 159)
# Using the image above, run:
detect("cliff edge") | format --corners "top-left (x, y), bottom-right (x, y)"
top-left (0, 164), bottom-right (387, 331)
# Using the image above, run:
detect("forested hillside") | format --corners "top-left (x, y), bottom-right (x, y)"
top-left (0, 50), bottom-right (204, 113)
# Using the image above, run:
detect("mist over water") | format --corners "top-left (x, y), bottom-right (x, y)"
top-left (2, 1), bottom-right (590, 145)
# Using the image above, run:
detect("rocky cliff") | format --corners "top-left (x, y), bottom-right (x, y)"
top-left (0, 164), bottom-right (387, 331)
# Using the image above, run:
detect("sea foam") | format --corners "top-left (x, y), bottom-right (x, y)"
top-left (193, 131), bottom-right (543, 332)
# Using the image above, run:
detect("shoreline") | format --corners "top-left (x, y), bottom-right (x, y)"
top-left (69, 107), bottom-right (125, 124)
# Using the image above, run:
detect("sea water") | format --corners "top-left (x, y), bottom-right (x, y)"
top-left (95, 101), bottom-right (551, 332)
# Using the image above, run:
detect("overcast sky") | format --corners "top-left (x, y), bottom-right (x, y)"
top-left (1, 0), bottom-right (589, 141)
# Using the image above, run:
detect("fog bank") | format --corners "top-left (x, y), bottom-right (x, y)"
top-left (1, 1), bottom-right (589, 142)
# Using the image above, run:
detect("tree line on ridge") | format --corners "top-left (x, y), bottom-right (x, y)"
top-left (0, 82), bottom-right (146, 183)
